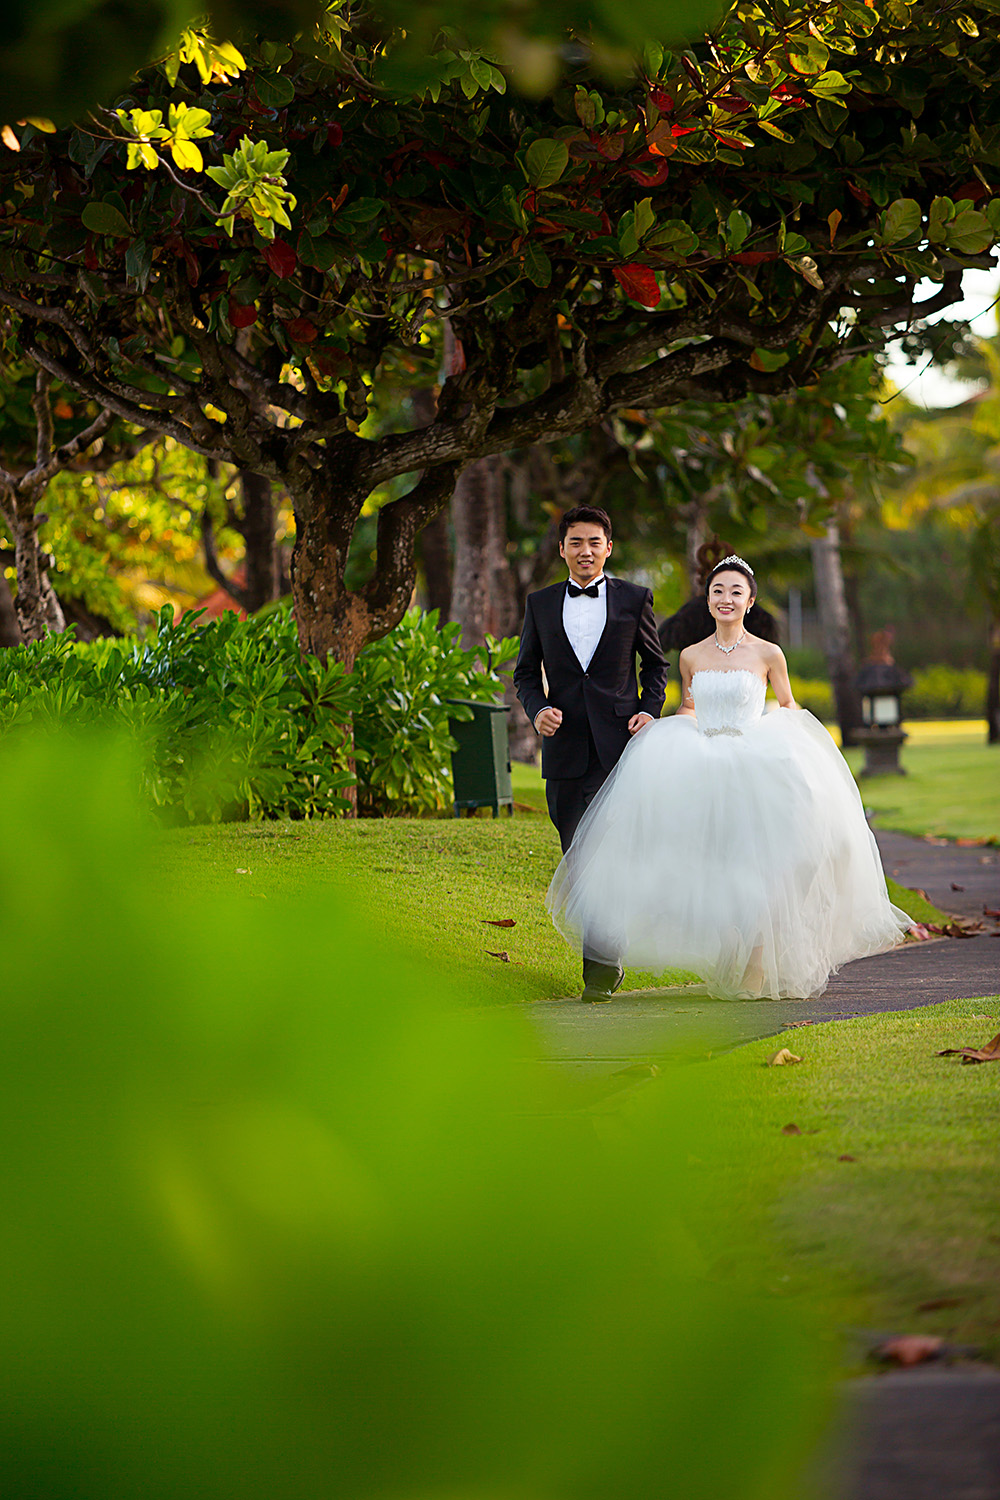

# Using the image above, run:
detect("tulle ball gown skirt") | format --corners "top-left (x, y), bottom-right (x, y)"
top-left (547, 707), bottom-right (910, 1000)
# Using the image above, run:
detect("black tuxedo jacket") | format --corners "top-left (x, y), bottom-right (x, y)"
top-left (513, 577), bottom-right (669, 779)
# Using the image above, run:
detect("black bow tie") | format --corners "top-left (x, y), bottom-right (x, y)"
top-left (567, 581), bottom-right (601, 599)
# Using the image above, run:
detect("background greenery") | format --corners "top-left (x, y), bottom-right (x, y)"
top-left (0, 606), bottom-right (516, 822)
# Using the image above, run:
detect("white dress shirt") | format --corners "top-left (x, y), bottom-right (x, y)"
top-left (533, 575), bottom-right (608, 730)
top-left (562, 573), bottom-right (607, 670)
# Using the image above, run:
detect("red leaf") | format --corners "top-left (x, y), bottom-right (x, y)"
top-left (612, 263), bottom-right (661, 308)
top-left (626, 160), bottom-right (670, 187)
top-left (670, 124), bottom-right (697, 137)
top-left (730, 250), bottom-right (780, 265)
top-left (595, 132), bottom-right (626, 161)
top-left (953, 180), bottom-right (989, 203)
top-left (848, 182), bottom-right (872, 207)
top-left (715, 95), bottom-right (751, 114)
top-left (326, 122), bottom-right (343, 148)
top-left (284, 317), bottom-right (317, 343)
top-left (650, 89), bottom-right (674, 112)
top-left (876, 1336), bottom-right (943, 1367)
top-left (482, 918), bottom-right (516, 928)
top-left (228, 299), bottom-right (258, 328)
top-left (263, 240), bottom-right (297, 278)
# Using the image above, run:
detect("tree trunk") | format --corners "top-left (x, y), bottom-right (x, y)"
top-left (290, 482), bottom-right (368, 668)
top-left (417, 508), bottom-right (453, 618)
top-left (450, 454), bottom-right (512, 648)
top-left (0, 565), bottom-right (22, 647)
top-left (240, 471), bottom-right (281, 612)
top-left (987, 615), bottom-right (999, 746)
top-left (811, 519), bottom-right (862, 745)
top-left (0, 485), bottom-right (66, 643)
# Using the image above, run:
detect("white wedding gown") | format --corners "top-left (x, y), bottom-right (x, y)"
top-left (547, 669), bottom-right (910, 1000)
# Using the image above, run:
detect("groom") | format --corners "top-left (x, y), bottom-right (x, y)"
top-left (513, 506), bottom-right (668, 1000)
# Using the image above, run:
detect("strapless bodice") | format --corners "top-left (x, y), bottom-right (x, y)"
top-left (691, 669), bottom-right (766, 734)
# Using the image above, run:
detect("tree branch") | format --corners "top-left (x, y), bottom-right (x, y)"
top-left (28, 405), bottom-right (115, 489)
top-left (362, 462), bottom-right (461, 632)
top-left (201, 506), bottom-right (251, 610)
top-left (31, 367), bottom-right (54, 470)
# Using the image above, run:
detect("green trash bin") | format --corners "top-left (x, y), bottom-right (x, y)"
top-left (447, 700), bottom-right (513, 818)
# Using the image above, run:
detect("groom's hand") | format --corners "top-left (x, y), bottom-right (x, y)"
top-left (628, 712), bottom-right (653, 735)
top-left (535, 707), bottom-right (563, 737)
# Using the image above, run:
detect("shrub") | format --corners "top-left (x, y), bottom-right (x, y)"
top-left (0, 606), bottom-right (516, 823)
top-left (353, 610), bottom-right (518, 817)
top-left (906, 665), bottom-right (987, 719)
top-left (788, 676), bottom-right (835, 718)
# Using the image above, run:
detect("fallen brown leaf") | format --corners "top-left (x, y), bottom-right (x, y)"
top-left (917, 1297), bottom-right (965, 1312)
top-left (951, 882), bottom-right (965, 892)
top-left (766, 1048), bottom-right (802, 1066)
top-left (781, 1122), bottom-right (802, 1135)
top-left (915, 887), bottom-right (931, 901)
top-left (927, 919), bottom-right (982, 939)
top-left (875, 1335), bottom-right (943, 1367)
top-left (936, 1030), bottom-right (1000, 1064)
top-left (485, 950), bottom-right (510, 962)
top-left (838, 1154), bottom-right (857, 1162)
top-left (483, 918), bottom-right (516, 928)
top-left (985, 905), bottom-right (1000, 920)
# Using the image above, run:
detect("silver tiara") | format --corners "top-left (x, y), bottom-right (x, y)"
top-left (715, 554), bottom-right (754, 576)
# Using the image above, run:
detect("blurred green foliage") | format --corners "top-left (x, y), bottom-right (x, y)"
top-left (0, 729), bottom-right (831, 1499)
top-left (0, 605), bottom-right (516, 820)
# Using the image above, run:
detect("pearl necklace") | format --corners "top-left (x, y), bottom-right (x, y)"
top-left (714, 630), bottom-right (745, 655)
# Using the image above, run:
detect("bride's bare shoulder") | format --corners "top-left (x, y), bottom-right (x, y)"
top-left (755, 637), bottom-right (787, 668)
top-left (679, 636), bottom-right (717, 667)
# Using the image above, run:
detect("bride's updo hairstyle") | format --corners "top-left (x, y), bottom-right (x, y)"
top-left (705, 555), bottom-right (757, 603)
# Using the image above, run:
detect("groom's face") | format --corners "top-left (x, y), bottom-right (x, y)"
top-left (560, 523), bottom-right (612, 585)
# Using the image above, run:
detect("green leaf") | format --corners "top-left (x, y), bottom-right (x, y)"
top-left (726, 210), bottom-right (751, 251)
top-left (635, 197), bottom-right (656, 241)
top-left (524, 138), bottom-right (569, 188)
top-left (81, 201), bottom-right (133, 237)
top-left (522, 242), bottom-right (552, 287)
top-left (944, 208), bottom-right (995, 255)
top-left (928, 196), bottom-right (956, 243)
top-left (809, 70), bottom-right (852, 97)
top-left (253, 73), bottom-right (295, 109)
top-left (124, 240), bottom-right (152, 291)
top-left (645, 220), bottom-right (699, 256)
top-left (785, 36), bottom-right (830, 75)
top-left (881, 198), bottom-right (922, 245)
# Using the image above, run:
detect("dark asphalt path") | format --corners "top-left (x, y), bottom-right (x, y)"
top-left (875, 829), bottom-right (1000, 925)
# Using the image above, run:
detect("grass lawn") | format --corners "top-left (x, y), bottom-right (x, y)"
top-left (705, 998), bottom-right (1000, 1363)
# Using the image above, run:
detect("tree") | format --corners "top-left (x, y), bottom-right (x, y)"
top-left (0, 352), bottom-right (160, 639)
top-left (887, 336), bottom-right (1000, 741)
top-left (2, 2), bottom-right (998, 664)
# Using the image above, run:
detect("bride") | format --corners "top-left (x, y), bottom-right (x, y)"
top-left (547, 556), bottom-right (910, 1000)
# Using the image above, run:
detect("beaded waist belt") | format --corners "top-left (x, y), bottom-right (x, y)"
top-left (704, 726), bottom-right (743, 738)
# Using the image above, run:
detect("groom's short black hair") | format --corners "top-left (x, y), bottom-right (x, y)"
top-left (559, 505), bottom-right (612, 543)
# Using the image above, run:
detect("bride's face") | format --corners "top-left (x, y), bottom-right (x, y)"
top-left (708, 571), bottom-right (754, 624)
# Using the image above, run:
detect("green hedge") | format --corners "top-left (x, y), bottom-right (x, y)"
top-left (0, 607), bottom-right (516, 823)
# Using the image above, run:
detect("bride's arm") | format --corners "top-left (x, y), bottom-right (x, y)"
top-left (765, 645), bottom-right (798, 708)
top-left (675, 649), bottom-right (697, 717)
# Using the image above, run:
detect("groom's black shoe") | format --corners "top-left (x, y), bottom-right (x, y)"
top-left (581, 960), bottom-right (624, 1002)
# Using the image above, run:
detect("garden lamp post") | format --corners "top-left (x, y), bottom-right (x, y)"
top-left (853, 631), bottom-right (912, 776)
